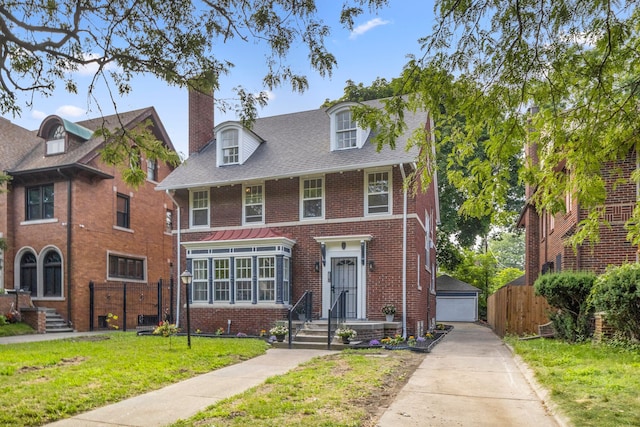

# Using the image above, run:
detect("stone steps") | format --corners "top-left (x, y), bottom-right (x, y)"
top-left (44, 308), bottom-right (74, 333)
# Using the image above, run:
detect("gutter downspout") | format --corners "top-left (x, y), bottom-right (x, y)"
top-left (66, 177), bottom-right (72, 328)
top-left (165, 190), bottom-right (182, 327)
top-left (399, 163), bottom-right (408, 338)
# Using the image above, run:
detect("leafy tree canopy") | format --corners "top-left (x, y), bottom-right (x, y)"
top-left (0, 0), bottom-right (388, 186)
top-left (354, 0), bottom-right (640, 247)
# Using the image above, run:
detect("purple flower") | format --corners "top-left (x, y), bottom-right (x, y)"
top-left (417, 336), bottom-right (426, 342)
top-left (369, 339), bottom-right (381, 345)
top-left (236, 332), bottom-right (247, 337)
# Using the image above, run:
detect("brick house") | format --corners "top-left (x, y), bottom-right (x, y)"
top-left (518, 143), bottom-right (637, 286)
top-left (157, 91), bottom-right (440, 338)
top-left (0, 108), bottom-right (176, 331)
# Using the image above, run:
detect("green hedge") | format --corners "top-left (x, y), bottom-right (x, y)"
top-left (589, 263), bottom-right (640, 341)
top-left (534, 271), bottom-right (596, 342)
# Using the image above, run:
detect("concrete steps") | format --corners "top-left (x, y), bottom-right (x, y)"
top-left (270, 321), bottom-right (350, 350)
top-left (44, 308), bottom-right (74, 333)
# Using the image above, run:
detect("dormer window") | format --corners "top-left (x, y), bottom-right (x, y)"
top-left (327, 103), bottom-right (371, 151)
top-left (46, 124), bottom-right (65, 155)
top-left (221, 129), bottom-right (239, 165)
top-left (335, 111), bottom-right (357, 149)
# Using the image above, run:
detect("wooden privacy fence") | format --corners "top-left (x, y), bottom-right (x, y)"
top-left (487, 285), bottom-right (551, 337)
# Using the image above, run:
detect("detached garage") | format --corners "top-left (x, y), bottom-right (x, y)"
top-left (436, 274), bottom-right (480, 322)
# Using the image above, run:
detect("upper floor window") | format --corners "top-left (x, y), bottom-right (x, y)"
top-left (301, 177), bottom-right (324, 219)
top-left (425, 210), bottom-right (431, 270)
top-left (147, 158), bottom-right (157, 181)
top-left (165, 209), bottom-right (173, 233)
top-left (365, 170), bottom-right (391, 215)
top-left (46, 125), bottom-right (65, 155)
top-left (221, 129), bottom-right (239, 165)
top-left (116, 193), bottom-right (130, 229)
top-left (335, 111), bottom-right (357, 149)
top-left (108, 254), bottom-right (145, 281)
top-left (244, 184), bottom-right (264, 224)
top-left (26, 184), bottom-right (54, 221)
top-left (190, 189), bottom-right (209, 228)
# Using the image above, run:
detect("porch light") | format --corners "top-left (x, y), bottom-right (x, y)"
top-left (368, 260), bottom-right (375, 272)
top-left (180, 269), bottom-right (193, 349)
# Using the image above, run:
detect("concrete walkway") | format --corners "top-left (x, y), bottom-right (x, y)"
top-left (376, 322), bottom-right (564, 427)
top-left (45, 347), bottom-right (336, 427)
top-left (1, 323), bottom-right (564, 427)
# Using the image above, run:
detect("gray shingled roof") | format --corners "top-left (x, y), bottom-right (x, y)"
top-left (437, 274), bottom-right (481, 293)
top-left (157, 99), bottom-right (426, 190)
top-left (0, 118), bottom-right (39, 171)
top-left (9, 108), bottom-right (161, 173)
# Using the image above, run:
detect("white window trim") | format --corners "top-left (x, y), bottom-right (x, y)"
top-left (364, 167), bottom-right (392, 216)
top-left (192, 258), bottom-right (209, 303)
top-left (327, 105), bottom-right (370, 151)
top-left (300, 176), bottom-right (325, 220)
top-left (257, 256), bottom-right (276, 302)
top-left (235, 257), bottom-right (253, 303)
top-left (190, 188), bottom-right (210, 228)
top-left (213, 259), bottom-right (230, 302)
top-left (243, 183), bottom-right (264, 225)
top-left (217, 127), bottom-right (241, 166)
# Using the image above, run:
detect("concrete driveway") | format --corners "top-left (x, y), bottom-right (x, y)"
top-left (376, 322), bottom-right (563, 427)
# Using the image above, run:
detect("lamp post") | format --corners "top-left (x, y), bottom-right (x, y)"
top-left (180, 269), bottom-right (193, 349)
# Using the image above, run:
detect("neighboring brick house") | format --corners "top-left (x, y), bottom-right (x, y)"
top-left (518, 143), bottom-right (637, 286)
top-left (157, 92), bottom-right (440, 337)
top-left (0, 108), bottom-right (176, 331)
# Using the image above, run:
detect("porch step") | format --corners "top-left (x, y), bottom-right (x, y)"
top-left (271, 320), bottom-right (352, 349)
top-left (44, 308), bottom-right (74, 333)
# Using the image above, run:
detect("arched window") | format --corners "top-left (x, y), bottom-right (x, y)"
top-left (46, 124), bottom-right (65, 155)
top-left (20, 252), bottom-right (37, 296)
top-left (43, 250), bottom-right (62, 297)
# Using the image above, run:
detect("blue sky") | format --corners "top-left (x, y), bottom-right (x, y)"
top-left (2, 1), bottom-right (434, 156)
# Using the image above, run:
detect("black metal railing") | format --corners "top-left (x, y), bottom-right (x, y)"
top-left (327, 290), bottom-right (347, 349)
top-left (287, 291), bottom-right (312, 348)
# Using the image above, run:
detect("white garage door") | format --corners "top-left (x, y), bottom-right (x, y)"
top-left (436, 295), bottom-right (478, 322)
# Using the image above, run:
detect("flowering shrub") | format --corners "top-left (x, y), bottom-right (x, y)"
top-left (335, 325), bottom-right (357, 339)
top-left (215, 327), bottom-right (224, 336)
top-left (407, 336), bottom-right (417, 346)
top-left (381, 334), bottom-right (405, 346)
top-left (106, 313), bottom-right (119, 330)
top-left (236, 332), bottom-right (247, 337)
top-left (369, 339), bottom-right (381, 346)
top-left (382, 304), bottom-right (396, 315)
top-left (153, 321), bottom-right (179, 337)
top-left (425, 332), bottom-right (434, 339)
top-left (269, 325), bottom-right (288, 336)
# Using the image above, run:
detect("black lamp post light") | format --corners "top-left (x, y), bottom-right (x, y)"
top-left (180, 269), bottom-right (193, 349)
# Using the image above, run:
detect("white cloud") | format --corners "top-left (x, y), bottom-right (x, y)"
top-left (349, 18), bottom-right (391, 40)
top-left (31, 110), bottom-right (47, 120)
top-left (56, 105), bottom-right (86, 118)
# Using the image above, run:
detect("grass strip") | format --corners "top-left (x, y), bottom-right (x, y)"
top-left (507, 337), bottom-right (640, 427)
top-left (0, 333), bottom-right (268, 426)
top-left (172, 349), bottom-right (425, 427)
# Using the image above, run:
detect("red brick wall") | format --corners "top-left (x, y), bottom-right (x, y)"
top-left (525, 149), bottom-right (638, 285)
top-left (177, 164), bottom-right (436, 337)
top-left (5, 150), bottom-right (175, 331)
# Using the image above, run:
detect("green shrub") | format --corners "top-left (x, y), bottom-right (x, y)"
top-left (589, 263), bottom-right (640, 341)
top-left (534, 271), bottom-right (596, 342)
top-left (0, 315), bottom-right (7, 326)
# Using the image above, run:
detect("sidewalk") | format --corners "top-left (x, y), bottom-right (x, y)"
top-left (46, 347), bottom-right (336, 427)
top-left (376, 322), bottom-right (565, 427)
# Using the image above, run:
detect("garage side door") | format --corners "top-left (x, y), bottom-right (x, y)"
top-left (436, 295), bottom-right (478, 322)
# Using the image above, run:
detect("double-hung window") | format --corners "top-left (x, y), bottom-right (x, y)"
top-left (26, 184), bottom-right (54, 221)
top-left (335, 111), bottom-right (357, 149)
top-left (235, 258), bottom-right (252, 302)
top-left (258, 257), bottom-right (275, 301)
top-left (366, 170), bottom-right (390, 215)
top-left (190, 189), bottom-right (209, 227)
top-left (147, 158), bottom-right (157, 181)
top-left (301, 177), bottom-right (324, 219)
top-left (116, 193), bottom-right (130, 228)
top-left (221, 129), bottom-right (239, 164)
top-left (244, 184), bottom-right (263, 224)
top-left (213, 259), bottom-right (230, 301)
top-left (192, 259), bottom-right (209, 302)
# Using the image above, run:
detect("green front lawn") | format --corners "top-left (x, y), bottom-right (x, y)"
top-left (0, 322), bottom-right (35, 337)
top-left (0, 333), bottom-right (268, 426)
top-left (508, 338), bottom-right (640, 427)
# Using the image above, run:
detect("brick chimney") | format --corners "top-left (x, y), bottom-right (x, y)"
top-left (188, 87), bottom-right (214, 155)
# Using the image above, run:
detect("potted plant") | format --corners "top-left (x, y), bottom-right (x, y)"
top-left (335, 324), bottom-right (357, 344)
top-left (269, 324), bottom-right (288, 342)
top-left (382, 304), bottom-right (396, 322)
